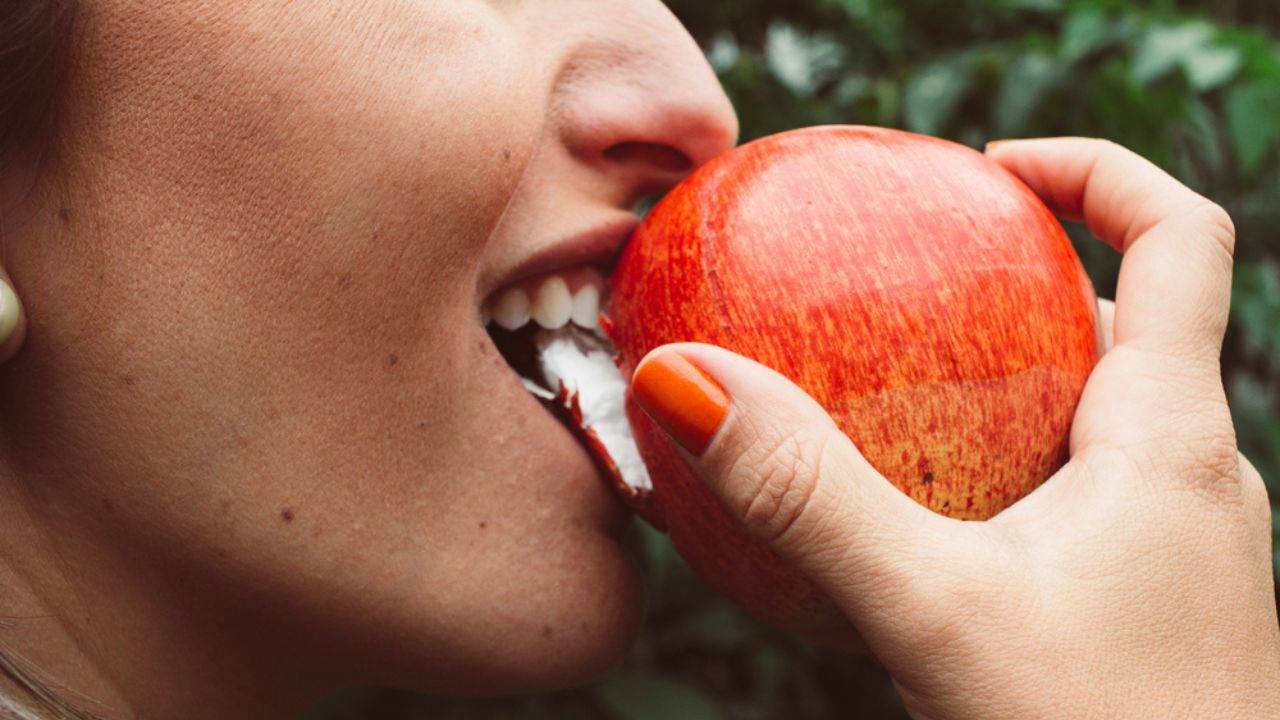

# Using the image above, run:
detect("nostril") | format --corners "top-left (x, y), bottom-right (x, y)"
top-left (604, 142), bottom-right (693, 174)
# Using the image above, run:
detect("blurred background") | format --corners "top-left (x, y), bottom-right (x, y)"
top-left (310, 1), bottom-right (1280, 717)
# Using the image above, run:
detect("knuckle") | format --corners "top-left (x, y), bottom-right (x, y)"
top-left (1097, 137), bottom-right (1131, 159)
top-left (1095, 423), bottom-right (1248, 506)
top-left (1084, 136), bottom-right (1124, 155)
top-left (730, 428), bottom-right (826, 546)
top-left (1199, 432), bottom-right (1242, 483)
top-left (1187, 200), bottom-right (1237, 260)
top-left (1094, 138), bottom-right (1145, 172)
top-left (1175, 431), bottom-right (1243, 501)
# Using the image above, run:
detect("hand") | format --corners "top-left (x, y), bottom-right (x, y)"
top-left (631, 138), bottom-right (1280, 719)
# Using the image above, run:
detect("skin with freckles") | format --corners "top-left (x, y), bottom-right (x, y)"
top-left (0, 1), bottom-right (736, 718)
top-left (2, 3), bottom-right (1273, 720)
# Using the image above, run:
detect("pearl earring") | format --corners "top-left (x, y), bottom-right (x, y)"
top-left (0, 280), bottom-right (20, 346)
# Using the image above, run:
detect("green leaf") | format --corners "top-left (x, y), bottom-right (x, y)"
top-left (994, 52), bottom-right (1062, 136)
top-left (1060, 10), bottom-right (1110, 63)
top-left (597, 674), bottom-right (722, 720)
top-left (831, 74), bottom-right (871, 106)
top-left (627, 521), bottom-right (678, 595)
top-left (668, 605), bottom-right (755, 650)
top-left (704, 32), bottom-right (740, 74)
top-left (1181, 44), bottom-right (1243, 92)
top-left (904, 54), bottom-right (974, 135)
top-left (872, 78), bottom-right (901, 126)
top-left (764, 22), bottom-right (845, 97)
top-left (752, 646), bottom-right (791, 699)
top-left (1183, 98), bottom-right (1224, 177)
top-left (821, 0), bottom-right (873, 20)
top-left (1131, 22), bottom-right (1213, 86)
top-left (1001, 0), bottom-right (1062, 11)
top-left (1231, 262), bottom-right (1280, 356)
top-left (1226, 81), bottom-right (1280, 175)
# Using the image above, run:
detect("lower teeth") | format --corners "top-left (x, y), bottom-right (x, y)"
top-left (524, 327), bottom-right (652, 495)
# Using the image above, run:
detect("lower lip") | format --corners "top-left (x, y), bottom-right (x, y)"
top-left (555, 406), bottom-right (634, 535)
top-left (485, 324), bottom-right (634, 536)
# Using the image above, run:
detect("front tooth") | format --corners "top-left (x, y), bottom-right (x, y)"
top-left (571, 284), bottom-right (600, 329)
top-left (490, 288), bottom-right (531, 330)
top-left (531, 276), bottom-right (573, 330)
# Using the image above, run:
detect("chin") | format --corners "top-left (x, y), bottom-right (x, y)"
top-left (483, 546), bottom-right (647, 695)
top-left (354, 519), bottom-right (648, 698)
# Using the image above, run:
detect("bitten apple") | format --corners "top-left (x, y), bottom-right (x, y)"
top-left (601, 125), bottom-right (1101, 630)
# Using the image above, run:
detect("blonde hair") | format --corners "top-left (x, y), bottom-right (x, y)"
top-left (0, 642), bottom-right (103, 720)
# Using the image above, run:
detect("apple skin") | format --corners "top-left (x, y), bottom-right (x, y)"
top-left (601, 125), bottom-right (1101, 631)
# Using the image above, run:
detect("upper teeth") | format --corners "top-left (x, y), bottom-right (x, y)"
top-left (490, 288), bottom-right (531, 330)
top-left (531, 276), bottom-right (573, 330)
top-left (570, 284), bottom-right (600, 330)
top-left (487, 267), bottom-right (604, 332)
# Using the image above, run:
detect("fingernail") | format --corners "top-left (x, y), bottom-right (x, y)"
top-left (984, 139), bottom-right (1012, 153)
top-left (0, 280), bottom-right (19, 345)
top-left (632, 349), bottom-right (729, 455)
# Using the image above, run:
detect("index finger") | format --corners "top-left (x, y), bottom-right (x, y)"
top-left (986, 138), bottom-right (1234, 370)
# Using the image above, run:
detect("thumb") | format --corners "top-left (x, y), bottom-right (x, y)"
top-left (630, 343), bottom-right (956, 617)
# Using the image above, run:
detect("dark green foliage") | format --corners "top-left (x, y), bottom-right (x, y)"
top-left (312, 2), bottom-right (1278, 717)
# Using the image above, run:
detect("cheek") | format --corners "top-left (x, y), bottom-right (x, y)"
top-left (20, 1), bottom-right (646, 693)
top-left (37, 1), bottom-right (558, 538)
top-left (81, 0), bottom-right (540, 304)
top-left (55, 1), bottom-right (546, 424)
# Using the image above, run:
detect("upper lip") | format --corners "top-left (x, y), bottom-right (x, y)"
top-left (481, 215), bottom-right (640, 303)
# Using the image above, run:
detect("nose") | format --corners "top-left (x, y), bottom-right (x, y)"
top-left (551, 2), bottom-right (740, 205)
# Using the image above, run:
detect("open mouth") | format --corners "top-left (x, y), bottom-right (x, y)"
top-left (482, 265), bottom-right (653, 510)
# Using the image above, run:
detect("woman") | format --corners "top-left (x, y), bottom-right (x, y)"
top-left (0, 1), bottom-right (1276, 718)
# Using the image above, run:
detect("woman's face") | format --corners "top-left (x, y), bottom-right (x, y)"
top-left (4, 0), bottom-right (736, 702)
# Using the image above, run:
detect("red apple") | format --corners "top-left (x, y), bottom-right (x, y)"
top-left (600, 125), bottom-right (1101, 630)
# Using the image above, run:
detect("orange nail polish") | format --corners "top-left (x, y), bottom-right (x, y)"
top-left (631, 350), bottom-right (729, 455)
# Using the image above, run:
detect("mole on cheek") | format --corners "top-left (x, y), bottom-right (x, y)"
top-left (281, 508), bottom-right (295, 523)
